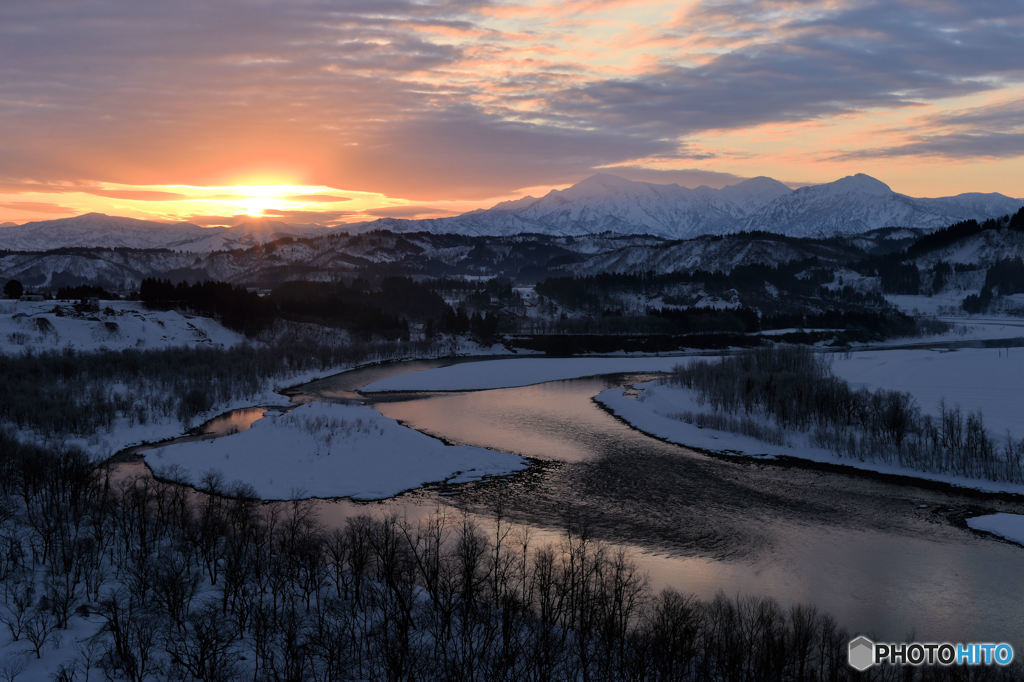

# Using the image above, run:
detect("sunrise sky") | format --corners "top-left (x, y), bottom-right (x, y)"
top-left (1, 0), bottom-right (1022, 226)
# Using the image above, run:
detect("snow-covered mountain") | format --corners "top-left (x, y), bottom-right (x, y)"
top-left (1, 174), bottom-right (1020, 252)
top-left (365, 173), bottom-right (1022, 239)
top-left (740, 174), bottom-right (1023, 237)
top-left (0, 213), bottom-right (335, 253)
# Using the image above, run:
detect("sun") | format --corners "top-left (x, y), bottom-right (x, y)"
top-left (239, 195), bottom-right (271, 217)
top-left (232, 184), bottom-right (296, 217)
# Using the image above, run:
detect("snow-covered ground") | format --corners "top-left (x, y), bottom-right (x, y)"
top-left (867, 307), bottom-right (1024, 346)
top-left (360, 356), bottom-right (691, 392)
top-left (596, 381), bottom-right (1024, 495)
top-left (885, 293), bottom-right (970, 316)
top-left (0, 299), bottom-right (243, 353)
top-left (143, 402), bottom-right (528, 500)
top-left (966, 513), bottom-right (1024, 545)
top-left (830, 348), bottom-right (1024, 439)
top-left (887, 291), bottom-right (1024, 324)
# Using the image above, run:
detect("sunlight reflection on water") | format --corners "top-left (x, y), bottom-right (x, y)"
top-left (112, 358), bottom-right (1024, 646)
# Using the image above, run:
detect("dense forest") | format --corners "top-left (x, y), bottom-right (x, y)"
top-left (533, 266), bottom-right (936, 343)
top-left (963, 258), bottom-right (1024, 313)
top-left (139, 278), bottom-right (504, 344)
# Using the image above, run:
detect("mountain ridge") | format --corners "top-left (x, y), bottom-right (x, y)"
top-left (359, 172), bottom-right (1022, 240)
top-left (0, 212), bottom-right (335, 253)
top-left (0, 173), bottom-right (1021, 251)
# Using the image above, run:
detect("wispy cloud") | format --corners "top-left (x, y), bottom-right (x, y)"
top-left (362, 205), bottom-right (456, 218)
top-left (0, 201), bottom-right (78, 215)
top-left (0, 0), bottom-right (1021, 219)
top-left (833, 99), bottom-right (1024, 160)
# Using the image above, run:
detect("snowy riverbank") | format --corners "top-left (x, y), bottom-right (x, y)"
top-left (596, 380), bottom-right (1024, 496)
top-left (360, 356), bottom-right (695, 392)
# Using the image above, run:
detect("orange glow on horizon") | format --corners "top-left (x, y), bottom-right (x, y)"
top-left (1, 1), bottom-right (1021, 225)
top-left (0, 181), bottom-right (518, 226)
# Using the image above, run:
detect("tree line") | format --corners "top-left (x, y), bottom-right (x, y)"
top-left (2, 430), bottom-right (1013, 680)
top-left (0, 327), bottom-right (437, 441)
top-left (963, 258), bottom-right (1024, 313)
top-left (139, 277), bottom-right (505, 344)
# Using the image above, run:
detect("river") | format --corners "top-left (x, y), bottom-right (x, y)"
top-left (119, 357), bottom-right (1024, 647)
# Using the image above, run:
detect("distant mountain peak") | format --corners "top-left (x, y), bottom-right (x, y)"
top-left (578, 172), bottom-right (636, 186)
top-left (561, 173), bottom-right (640, 197)
top-left (732, 176), bottom-right (790, 190)
top-left (348, 171), bottom-right (1021, 239)
top-left (823, 173), bottom-right (892, 195)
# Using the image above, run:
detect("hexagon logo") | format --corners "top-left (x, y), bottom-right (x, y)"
top-left (848, 636), bottom-right (875, 671)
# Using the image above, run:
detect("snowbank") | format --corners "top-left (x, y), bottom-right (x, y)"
top-left (597, 381), bottom-right (1024, 495)
top-left (143, 402), bottom-right (528, 500)
top-left (360, 356), bottom-right (692, 392)
top-left (0, 299), bottom-right (243, 353)
top-left (966, 513), bottom-right (1024, 545)
top-left (830, 348), bottom-right (1024, 439)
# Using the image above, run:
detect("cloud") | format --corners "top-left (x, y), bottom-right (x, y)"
top-left (85, 189), bottom-right (190, 201)
top-left (0, 201), bottom-right (77, 215)
top-left (551, 1), bottom-right (1024, 138)
top-left (834, 132), bottom-right (1024, 161)
top-left (0, 0), bottom-right (1021, 202)
top-left (260, 209), bottom-right (355, 222)
top-left (592, 166), bottom-right (748, 188)
top-left (927, 99), bottom-right (1024, 131)
top-left (333, 105), bottom-right (677, 198)
top-left (361, 205), bottom-right (455, 218)
top-left (833, 99), bottom-right (1024, 160)
top-left (286, 194), bottom-right (353, 203)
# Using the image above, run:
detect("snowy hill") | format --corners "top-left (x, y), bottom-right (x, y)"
top-left (0, 299), bottom-right (244, 354)
top-left (0, 213), bottom-right (336, 253)
top-left (362, 173), bottom-right (1022, 239)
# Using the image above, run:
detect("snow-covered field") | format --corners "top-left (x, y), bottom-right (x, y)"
top-left (596, 381), bottom-right (1024, 495)
top-left (143, 402), bottom-right (528, 499)
top-left (830, 348), bottom-right (1024, 439)
top-left (0, 299), bottom-right (243, 353)
top-left (360, 356), bottom-right (691, 392)
top-left (966, 513), bottom-right (1024, 545)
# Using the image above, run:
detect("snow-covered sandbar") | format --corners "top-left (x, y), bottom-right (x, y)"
top-left (360, 356), bottom-right (692, 392)
top-left (597, 381), bottom-right (1024, 496)
top-left (966, 513), bottom-right (1024, 545)
top-left (143, 402), bottom-right (528, 500)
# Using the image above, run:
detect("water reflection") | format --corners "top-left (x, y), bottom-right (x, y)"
top-left (113, 358), bottom-right (1024, 646)
top-left (201, 406), bottom-right (270, 436)
top-left (371, 374), bottom-right (1024, 645)
top-left (371, 375), bottom-right (661, 463)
